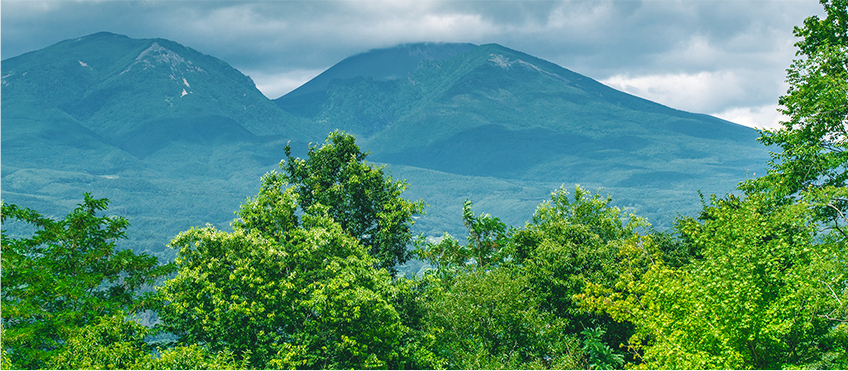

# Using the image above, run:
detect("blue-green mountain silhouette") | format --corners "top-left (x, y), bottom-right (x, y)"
top-left (2, 33), bottom-right (768, 263)
top-left (276, 43), bottom-right (766, 189)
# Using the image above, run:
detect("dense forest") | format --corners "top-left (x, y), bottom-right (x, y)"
top-left (2, 1), bottom-right (847, 369)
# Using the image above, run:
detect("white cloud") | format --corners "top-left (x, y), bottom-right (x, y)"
top-left (601, 71), bottom-right (789, 130)
top-left (602, 71), bottom-right (749, 113)
top-left (713, 104), bottom-right (786, 130)
top-left (243, 68), bottom-right (326, 99)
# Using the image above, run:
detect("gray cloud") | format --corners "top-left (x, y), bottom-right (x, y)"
top-left (1, 0), bottom-right (826, 128)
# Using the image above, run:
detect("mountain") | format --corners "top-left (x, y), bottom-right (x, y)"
top-left (2, 34), bottom-right (770, 264)
top-left (276, 42), bottom-right (767, 192)
top-left (3, 32), bottom-right (313, 166)
top-left (2, 32), bottom-right (316, 258)
top-left (276, 42), bottom-right (477, 117)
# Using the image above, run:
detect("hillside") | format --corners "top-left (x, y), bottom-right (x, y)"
top-left (1, 32), bottom-right (315, 258)
top-left (2, 34), bottom-right (769, 261)
top-left (276, 43), bottom-right (766, 186)
top-left (275, 42), bottom-right (769, 236)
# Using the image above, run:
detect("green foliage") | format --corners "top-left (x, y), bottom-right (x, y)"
top-left (48, 314), bottom-right (152, 370)
top-left (282, 130), bottom-right (425, 275)
top-left (0, 194), bottom-right (173, 369)
top-left (742, 0), bottom-right (848, 229)
top-left (580, 194), bottom-right (847, 369)
top-left (513, 186), bottom-right (643, 355)
top-left (579, 326), bottom-right (624, 370)
top-left (386, 275), bottom-right (449, 370)
top-left (424, 267), bottom-right (582, 369)
top-left (416, 199), bottom-right (510, 276)
top-left (159, 168), bottom-right (405, 369)
top-left (50, 313), bottom-right (248, 370)
top-left (574, 3), bottom-right (848, 368)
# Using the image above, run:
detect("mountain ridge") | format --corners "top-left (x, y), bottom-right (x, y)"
top-left (270, 41), bottom-right (765, 189)
top-left (2, 32), bottom-right (769, 259)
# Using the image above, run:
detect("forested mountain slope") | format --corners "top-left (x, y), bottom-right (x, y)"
top-left (2, 33), bottom-right (767, 258)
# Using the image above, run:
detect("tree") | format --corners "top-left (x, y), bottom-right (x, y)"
top-left (415, 191), bottom-right (629, 369)
top-left (49, 313), bottom-right (248, 370)
top-left (0, 194), bottom-right (174, 369)
top-left (742, 0), bottom-right (848, 231)
top-left (282, 130), bottom-right (425, 275)
top-left (579, 194), bottom-right (848, 369)
top-left (512, 186), bottom-right (643, 358)
top-left (424, 267), bottom-right (583, 369)
top-left (415, 199), bottom-right (510, 278)
top-left (158, 172), bottom-right (405, 369)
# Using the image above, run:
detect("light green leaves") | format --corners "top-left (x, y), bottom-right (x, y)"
top-left (579, 194), bottom-right (847, 369)
top-left (159, 159), bottom-right (405, 369)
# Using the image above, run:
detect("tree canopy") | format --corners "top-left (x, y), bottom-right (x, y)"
top-left (1, 194), bottom-right (173, 369)
top-left (281, 130), bottom-right (425, 275)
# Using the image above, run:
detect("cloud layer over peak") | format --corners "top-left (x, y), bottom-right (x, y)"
top-left (2, 0), bottom-right (824, 129)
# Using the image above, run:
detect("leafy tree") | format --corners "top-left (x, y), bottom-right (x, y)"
top-left (512, 186), bottom-right (643, 357)
top-left (49, 313), bottom-right (248, 370)
top-left (415, 199), bottom-right (510, 277)
top-left (158, 171), bottom-right (405, 369)
top-left (580, 194), bottom-right (847, 369)
top-left (0, 194), bottom-right (173, 369)
top-left (415, 193), bottom-right (625, 369)
top-left (48, 314), bottom-right (151, 370)
top-left (424, 267), bottom-right (582, 369)
top-left (282, 130), bottom-right (425, 275)
top-left (742, 0), bottom-right (848, 231)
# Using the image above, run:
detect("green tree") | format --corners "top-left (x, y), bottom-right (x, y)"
top-left (282, 130), bottom-right (425, 275)
top-left (0, 194), bottom-right (173, 369)
top-left (158, 172), bottom-right (405, 369)
top-left (512, 186), bottom-right (643, 359)
top-left (415, 194), bottom-right (620, 369)
top-left (580, 194), bottom-right (847, 369)
top-left (415, 199), bottom-right (510, 278)
top-left (742, 0), bottom-right (848, 231)
top-left (49, 313), bottom-right (247, 370)
top-left (425, 267), bottom-right (583, 369)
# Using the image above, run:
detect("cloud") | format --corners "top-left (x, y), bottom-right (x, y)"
top-left (714, 104), bottom-right (787, 131)
top-left (0, 0), bottom-right (826, 122)
top-left (242, 68), bottom-right (326, 99)
top-left (602, 69), bottom-right (784, 113)
top-left (601, 69), bottom-right (794, 129)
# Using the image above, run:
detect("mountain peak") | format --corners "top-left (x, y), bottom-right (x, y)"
top-left (123, 42), bottom-right (206, 75)
top-left (281, 42), bottom-right (477, 99)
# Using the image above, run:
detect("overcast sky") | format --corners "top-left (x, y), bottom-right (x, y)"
top-left (2, 0), bottom-right (825, 129)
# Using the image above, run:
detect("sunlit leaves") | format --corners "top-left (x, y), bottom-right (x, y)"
top-left (159, 170), bottom-right (405, 369)
top-left (580, 194), bottom-right (847, 369)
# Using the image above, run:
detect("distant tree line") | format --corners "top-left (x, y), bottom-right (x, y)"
top-left (2, 1), bottom-right (847, 369)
